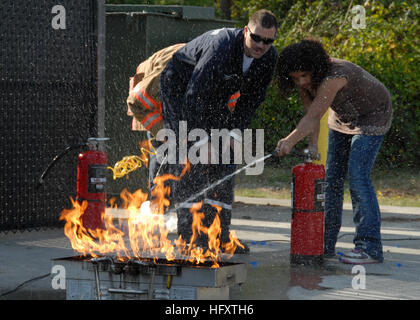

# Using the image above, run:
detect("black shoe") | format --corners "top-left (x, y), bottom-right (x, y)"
top-left (323, 252), bottom-right (338, 262)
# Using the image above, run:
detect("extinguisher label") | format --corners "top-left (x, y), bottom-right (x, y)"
top-left (88, 165), bottom-right (107, 193)
top-left (314, 179), bottom-right (326, 211)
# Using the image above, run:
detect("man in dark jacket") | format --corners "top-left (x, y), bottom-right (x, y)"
top-left (155, 9), bottom-right (278, 254)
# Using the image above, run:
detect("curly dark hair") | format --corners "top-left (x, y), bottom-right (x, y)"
top-left (276, 39), bottom-right (331, 96)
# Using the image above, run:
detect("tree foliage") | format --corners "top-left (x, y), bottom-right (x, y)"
top-left (106, 0), bottom-right (420, 168)
top-left (105, 0), bottom-right (217, 8)
top-left (241, 0), bottom-right (420, 168)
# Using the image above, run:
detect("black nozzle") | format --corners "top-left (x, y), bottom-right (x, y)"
top-left (36, 143), bottom-right (87, 189)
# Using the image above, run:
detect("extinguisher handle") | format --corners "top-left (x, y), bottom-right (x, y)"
top-left (87, 137), bottom-right (110, 150)
top-left (290, 149), bottom-right (320, 161)
top-left (88, 137), bottom-right (110, 142)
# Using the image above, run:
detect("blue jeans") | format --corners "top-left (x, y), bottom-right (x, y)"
top-left (324, 130), bottom-right (384, 261)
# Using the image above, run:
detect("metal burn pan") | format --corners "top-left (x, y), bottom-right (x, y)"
top-left (52, 255), bottom-right (247, 300)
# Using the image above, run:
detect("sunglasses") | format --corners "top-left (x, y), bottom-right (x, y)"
top-left (247, 27), bottom-right (275, 45)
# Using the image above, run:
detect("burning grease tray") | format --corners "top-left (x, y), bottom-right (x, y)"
top-left (52, 255), bottom-right (247, 300)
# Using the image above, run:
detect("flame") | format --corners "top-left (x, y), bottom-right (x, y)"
top-left (60, 158), bottom-right (244, 268)
top-left (60, 198), bottom-right (129, 259)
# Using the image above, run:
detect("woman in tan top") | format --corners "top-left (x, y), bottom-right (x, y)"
top-left (275, 39), bottom-right (393, 264)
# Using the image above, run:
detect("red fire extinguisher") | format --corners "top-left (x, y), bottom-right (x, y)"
top-left (290, 149), bottom-right (325, 265)
top-left (76, 138), bottom-right (109, 231)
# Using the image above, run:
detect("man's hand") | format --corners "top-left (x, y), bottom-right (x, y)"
top-left (275, 138), bottom-right (294, 157)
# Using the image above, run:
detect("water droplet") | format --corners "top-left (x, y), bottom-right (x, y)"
top-left (250, 261), bottom-right (258, 268)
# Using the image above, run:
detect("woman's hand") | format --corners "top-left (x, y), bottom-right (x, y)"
top-left (275, 138), bottom-right (294, 157)
top-left (308, 143), bottom-right (319, 158)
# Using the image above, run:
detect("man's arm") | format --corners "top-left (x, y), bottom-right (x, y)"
top-left (231, 49), bottom-right (277, 130)
top-left (182, 40), bottom-right (228, 132)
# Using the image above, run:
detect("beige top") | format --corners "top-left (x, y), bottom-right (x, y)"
top-left (326, 58), bottom-right (393, 135)
top-left (126, 43), bottom-right (186, 134)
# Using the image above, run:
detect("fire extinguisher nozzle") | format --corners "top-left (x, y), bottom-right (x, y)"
top-left (38, 143), bottom-right (88, 187)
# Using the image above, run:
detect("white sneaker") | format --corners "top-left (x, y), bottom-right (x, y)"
top-left (339, 248), bottom-right (380, 264)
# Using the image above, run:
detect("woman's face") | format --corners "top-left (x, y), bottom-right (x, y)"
top-left (289, 71), bottom-right (312, 90)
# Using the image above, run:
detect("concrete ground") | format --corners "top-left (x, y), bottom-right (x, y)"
top-left (1, 196), bottom-right (420, 300)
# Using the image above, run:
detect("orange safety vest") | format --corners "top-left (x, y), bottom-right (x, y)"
top-left (227, 90), bottom-right (241, 112)
top-left (127, 43), bottom-right (242, 135)
top-left (126, 43), bottom-right (186, 136)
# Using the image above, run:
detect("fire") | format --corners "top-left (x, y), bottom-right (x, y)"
top-left (61, 156), bottom-right (244, 268)
top-left (60, 198), bottom-right (129, 259)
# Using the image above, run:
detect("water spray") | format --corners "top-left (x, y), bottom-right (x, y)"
top-left (174, 151), bottom-right (277, 210)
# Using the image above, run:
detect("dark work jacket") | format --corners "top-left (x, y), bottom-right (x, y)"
top-left (160, 28), bottom-right (277, 134)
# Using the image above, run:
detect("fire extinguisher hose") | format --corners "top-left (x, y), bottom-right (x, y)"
top-left (37, 143), bottom-right (87, 189)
